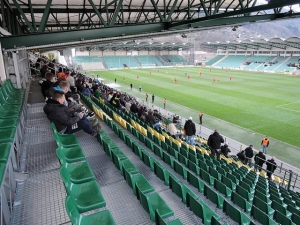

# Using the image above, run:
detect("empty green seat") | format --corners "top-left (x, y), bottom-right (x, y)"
top-left (250, 205), bottom-right (278, 225)
top-left (173, 160), bottom-right (187, 180)
top-left (204, 184), bottom-right (224, 209)
top-left (110, 147), bottom-right (127, 170)
top-left (221, 175), bottom-right (236, 190)
top-left (187, 170), bottom-right (205, 193)
top-left (153, 161), bottom-right (170, 186)
top-left (287, 204), bottom-right (300, 217)
top-left (142, 150), bottom-right (154, 171)
top-left (214, 179), bottom-right (232, 198)
top-left (138, 190), bottom-right (174, 222)
top-left (56, 146), bottom-right (86, 164)
top-left (209, 167), bottom-right (221, 181)
top-left (145, 138), bottom-right (154, 151)
top-left (231, 191), bottom-right (252, 213)
top-left (54, 133), bottom-right (79, 148)
top-left (223, 200), bottom-right (253, 224)
top-left (0, 143), bottom-right (12, 163)
top-left (188, 161), bottom-right (200, 175)
top-left (178, 153), bottom-right (188, 167)
top-left (0, 128), bottom-right (15, 144)
top-left (155, 210), bottom-right (183, 225)
top-left (292, 213), bottom-right (300, 225)
top-left (200, 168), bottom-right (214, 186)
top-left (60, 162), bottom-right (95, 184)
top-left (154, 145), bottom-right (163, 159)
top-left (120, 159), bottom-right (139, 177)
top-left (186, 192), bottom-right (220, 225)
top-left (169, 174), bottom-right (198, 204)
top-left (65, 196), bottom-right (116, 225)
top-left (125, 172), bottom-right (155, 197)
top-left (236, 185), bottom-right (254, 202)
top-left (253, 196), bottom-right (274, 216)
top-left (271, 200), bottom-right (292, 217)
top-left (163, 152), bottom-right (174, 168)
top-left (274, 210), bottom-right (294, 225)
top-left (239, 180), bottom-right (255, 195)
top-left (168, 147), bottom-right (178, 159)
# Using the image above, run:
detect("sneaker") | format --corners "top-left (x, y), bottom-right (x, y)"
top-left (90, 118), bottom-right (99, 127)
top-left (88, 112), bottom-right (95, 117)
top-left (91, 123), bottom-right (101, 136)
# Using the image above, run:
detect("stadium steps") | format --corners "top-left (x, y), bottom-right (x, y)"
top-left (272, 57), bottom-right (291, 72)
top-left (211, 55), bottom-right (228, 67)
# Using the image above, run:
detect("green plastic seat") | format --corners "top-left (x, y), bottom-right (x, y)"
top-left (187, 192), bottom-right (221, 225)
top-left (168, 147), bottom-right (178, 159)
top-left (255, 190), bottom-right (272, 205)
top-left (231, 191), bottom-right (252, 213)
top-left (178, 153), bottom-right (188, 167)
top-left (187, 170), bottom-right (205, 193)
top-left (188, 161), bottom-right (200, 176)
top-left (139, 191), bottom-right (174, 222)
top-left (0, 118), bottom-right (19, 128)
top-left (0, 143), bottom-right (12, 163)
top-left (65, 196), bottom-right (116, 225)
top-left (132, 143), bottom-right (143, 159)
top-left (200, 168), bottom-right (214, 186)
top-left (141, 150), bottom-right (154, 171)
top-left (223, 199), bottom-right (253, 224)
top-left (163, 152), bottom-right (174, 168)
top-left (239, 180), bottom-right (255, 195)
top-left (0, 162), bottom-right (7, 185)
top-left (56, 146), bottom-right (86, 164)
top-left (155, 209), bottom-right (183, 225)
top-left (0, 128), bottom-right (16, 143)
top-left (221, 175), bottom-right (236, 190)
top-left (271, 200), bottom-right (292, 217)
top-left (173, 160), bottom-right (187, 180)
top-left (287, 204), bottom-right (300, 217)
top-left (60, 162), bottom-right (95, 184)
top-left (54, 133), bottom-right (79, 148)
top-left (209, 167), bottom-right (221, 181)
top-left (236, 185), bottom-right (254, 202)
top-left (110, 147), bottom-right (127, 170)
top-left (169, 174), bottom-right (198, 204)
top-left (214, 179), bottom-right (232, 198)
top-left (125, 173), bottom-right (154, 197)
top-left (145, 138), bottom-right (154, 151)
top-left (292, 213), bottom-right (300, 225)
top-left (253, 196), bottom-right (275, 216)
top-left (120, 159), bottom-right (139, 177)
top-left (274, 210), bottom-right (294, 225)
top-left (68, 180), bottom-right (106, 213)
top-left (154, 145), bottom-right (163, 159)
top-left (251, 205), bottom-right (278, 225)
top-left (153, 161), bottom-right (170, 186)
top-left (204, 184), bottom-right (225, 209)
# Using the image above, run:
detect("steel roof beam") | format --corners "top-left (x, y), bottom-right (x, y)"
top-left (88, 0), bottom-right (107, 26)
top-left (38, 0), bottom-right (52, 32)
top-left (11, 0), bottom-right (35, 32)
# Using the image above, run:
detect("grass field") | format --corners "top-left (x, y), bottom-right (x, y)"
top-left (87, 67), bottom-right (300, 152)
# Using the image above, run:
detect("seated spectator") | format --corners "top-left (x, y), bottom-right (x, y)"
top-left (167, 119), bottom-right (182, 139)
top-left (237, 150), bottom-right (246, 163)
top-left (43, 90), bottom-right (100, 136)
top-left (254, 150), bottom-right (266, 171)
top-left (220, 143), bottom-right (231, 157)
top-left (146, 109), bottom-right (161, 129)
top-left (82, 83), bottom-right (92, 97)
top-left (41, 72), bottom-right (55, 98)
top-left (266, 157), bottom-right (277, 180)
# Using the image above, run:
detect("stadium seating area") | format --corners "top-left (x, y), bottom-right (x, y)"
top-left (214, 55), bottom-right (249, 68)
top-left (205, 55), bottom-right (225, 66)
top-left (135, 55), bottom-right (164, 66)
top-left (102, 56), bottom-right (140, 69)
top-left (163, 55), bottom-right (187, 65)
top-left (73, 56), bottom-right (105, 70)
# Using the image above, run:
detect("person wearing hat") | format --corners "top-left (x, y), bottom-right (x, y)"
top-left (207, 129), bottom-right (224, 159)
top-left (184, 117), bottom-right (196, 145)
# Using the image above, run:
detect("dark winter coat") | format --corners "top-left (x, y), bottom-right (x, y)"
top-left (254, 152), bottom-right (266, 167)
top-left (43, 98), bottom-right (81, 132)
top-left (221, 144), bottom-right (231, 157)
top-left (146, 114), bottom-right (156, 125)
top-left (237, 151), bottom-right (246, 161)
top-left (266, 159), bottom-right (277, 173)
top-left (41, 80), bottom-right (54, 98)
top-left (207, 131), bottom-right (224, 149)
top-left (244, 146), bottom-right (254, 158)
top-left (184, 120), bottom-right (196, 136)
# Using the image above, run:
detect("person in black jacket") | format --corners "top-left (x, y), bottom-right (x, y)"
top-left (237, 150), bottom-right (246, 163)
top-left (220, 144), bottom-right (231, 158)
top-left (146, 109), bottom-right (161, 129)
top-left (207, 129), bottom-right (224, 159)
top-left (254, 150), bottom-right (266, 171)
top-left (40, 72), bottom-right (55, 98)
top-left (184, 117), bottom-right (196, 145)
top-left (266, 157), bottom-right (277, 179)
top-left (244, 145), bottom-right (254, 166)
top-left (43, 91), bottom-right (100, 136)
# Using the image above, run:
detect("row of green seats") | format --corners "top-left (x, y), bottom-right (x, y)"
top-left (88, 88), bottom-right (298, 225)
top-left (97, 127), bottom-right (183, 225)
top-left (50, 123), bottom-right (116, 225)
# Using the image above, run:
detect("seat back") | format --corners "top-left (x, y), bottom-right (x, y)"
top-left (231, 191), bottom-right (252, 213)
top-left (204, 184), bottom-right (224, 209)
top-left (251, 205), bottom-right (278, 225)
top-left (223, 199), bottom-right (252, 224)
top-left (173, 160), bottom-right (187, 179)
top-left (274, 210), bottom-right (293, 225)
top-left (65, 196), bottom-right (80, 225)
top-left (169, 174), bottom-right (183, 200)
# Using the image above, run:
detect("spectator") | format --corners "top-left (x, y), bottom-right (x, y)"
top-left (125, 101), bottom-right (131, 112)
top-left (82, 84), bottom-right (92, 97)
top-left (130, 83), bottom-right (133, 90)
top-left (146, 109), bottom-right (161, 129)
top-left (207, 129), bottom-right (224, 159)
top-left (244, 145), bottom-right (254, 166)
top-left (237, 150), bottom-right (246, 163)
top-left (254, 150), bottom-right (266, 171)
top-left (261, 136), bottom-right (270, 154)
top-left (220, 143), bottom-right (231, 157)
top-left (167, 119), bottom-right (182, 139)
top-left (43, 91), bottom-right (100, 136)
top-left (163, 98), bottom-right (167, 109)
top-left (184, 117), bottom-right (196, 146)
top-left (41, 72), bottom-right (55, 98)
top-left (152, 94), bottom-right (155, 103)
top-left (40, 64), bottom-right (49, 78)
top-left (199, 111), bottom-right (203, 125)
top-left (266, 157), bottom-right (277, 180)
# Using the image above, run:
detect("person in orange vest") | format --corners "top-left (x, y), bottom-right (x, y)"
top-left (199, 111), bottom-right (203, 124)
top-left (261, 136), bottom-right (270, 154)
top-left (163, 99), bottom-right (167, 109)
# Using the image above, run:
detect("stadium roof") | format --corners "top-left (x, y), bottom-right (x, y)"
top-left (1, 0), bottom-right (300, 50)
top-left (86, 41), bottom-right (193, 51)
top-left (201, 37), bottom-right (300, 50)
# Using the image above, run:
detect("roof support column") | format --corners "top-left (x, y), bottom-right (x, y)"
top-left (12, 0), bottom-right (35, 32)
top-left (38, 0), bottom-right (53, 32)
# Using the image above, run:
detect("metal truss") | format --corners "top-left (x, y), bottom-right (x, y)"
top-left (1, 0), bottom-right (300, 49)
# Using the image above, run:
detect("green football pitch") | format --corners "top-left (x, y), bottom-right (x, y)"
top-left (88, 67), bottom-right (300, 167)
